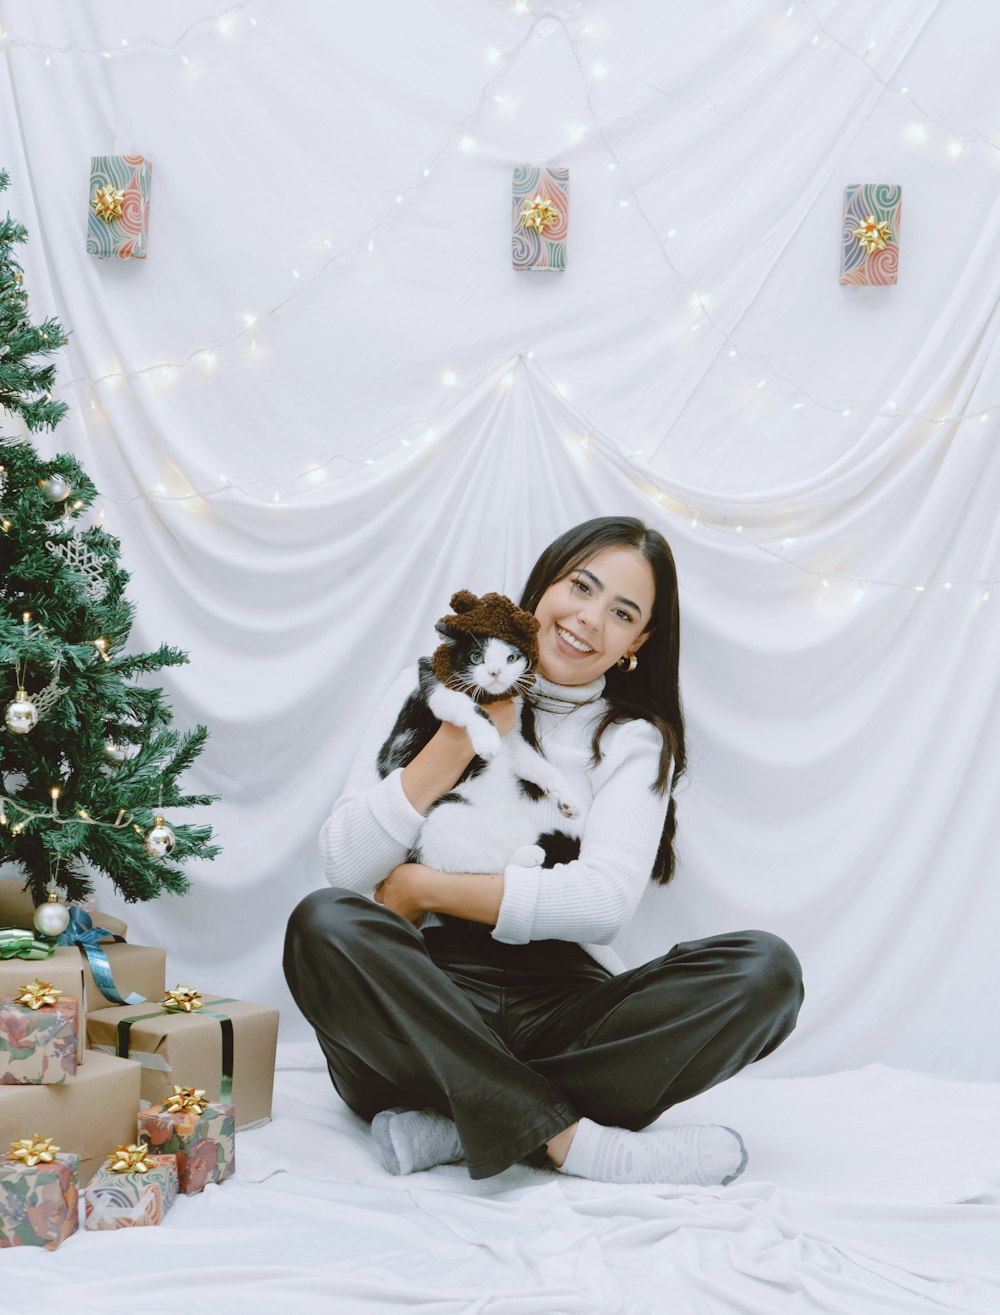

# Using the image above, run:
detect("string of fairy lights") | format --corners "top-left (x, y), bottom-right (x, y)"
top-left (1, 0), bottom-right (997, 607)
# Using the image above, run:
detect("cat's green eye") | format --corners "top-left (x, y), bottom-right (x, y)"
top-left (507, 653), bottom-right (519, 663)
top-left (471, 651), bottom-right (483, 664)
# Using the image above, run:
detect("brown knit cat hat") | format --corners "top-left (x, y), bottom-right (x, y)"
top-left (431, 590), bottom-right (540, 699)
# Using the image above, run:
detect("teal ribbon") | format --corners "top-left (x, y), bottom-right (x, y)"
top-left (115, 997), bottom-right (236, 1105)
top-left (0, 926), bottom-right (56, 960)
top-left (55, 907), bottom-right (145, 1005)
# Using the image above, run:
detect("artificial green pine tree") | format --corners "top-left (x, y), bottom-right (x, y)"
top-left (0, 167), bottom-right (218, 906)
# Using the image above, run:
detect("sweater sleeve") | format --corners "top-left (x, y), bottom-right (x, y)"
top-left (493, 718), bottom-right (671, 946)
top-left (318, 668), bottom-right (426, 893)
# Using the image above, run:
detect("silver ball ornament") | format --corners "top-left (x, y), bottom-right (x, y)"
top-left (38, 474), bottom-right (72, 503)
top-left (33, 893), bottom-right (70, 938)
top-left (5, 689), bottom-right (38, 734)
top-left (144, 816), bottom-right (175, 859)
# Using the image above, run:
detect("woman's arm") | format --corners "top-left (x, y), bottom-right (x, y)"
top-left (375, 865), bottom-right (503, 925)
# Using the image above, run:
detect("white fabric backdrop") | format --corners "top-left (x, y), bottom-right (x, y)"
top-left (1, 0), bottom-right (998, 1081)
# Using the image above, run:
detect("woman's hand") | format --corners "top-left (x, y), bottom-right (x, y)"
top-left (374, 863), bottom-right (428, 925)
top-left (482, 698), bottom-right (517, 735)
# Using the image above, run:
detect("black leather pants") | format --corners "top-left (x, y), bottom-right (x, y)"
top-left (283, 888), bottom-right (804, 1179)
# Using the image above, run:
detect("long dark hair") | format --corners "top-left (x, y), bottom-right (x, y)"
top-left (518, 516), bottom-right (686, 885)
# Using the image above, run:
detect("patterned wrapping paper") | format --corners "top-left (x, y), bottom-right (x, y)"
top-left (512, 165), bottom-right (569, 271)
top-left (0, 995), bottom-right (78, 1085)
top-left (84, 1154), bottom-right (177, 1230)
top-left (839, 183), bottom-right (902, 286)
top-left (86, 154), bottom-right (153, 260)
top-left (138, 1101), bottom-right (235, 1195)
top-left (0, 1152), bottom-right (79, 1250)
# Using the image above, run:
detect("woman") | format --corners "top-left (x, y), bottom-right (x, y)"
top-left (284, 516), bottom-right (803, 1183)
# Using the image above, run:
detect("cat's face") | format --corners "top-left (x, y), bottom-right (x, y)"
top-left (445, 633), bottom-right (531, 700)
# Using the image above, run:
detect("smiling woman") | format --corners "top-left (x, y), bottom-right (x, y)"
top-left (285, 516), bottom-right (804, 1186)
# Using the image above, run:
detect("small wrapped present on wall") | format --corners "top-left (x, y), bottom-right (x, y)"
top-left (0, 1049), bottom-right (142, 1186)
top-left (84, 1143), bottom-right (178, 1229)
top-left (138, 1087), bottom-right (235, 1195)
top-left (840, 183), bottom-right (901, 285)
top-left (87, 154), bottom-right (152, 260)
top-left (87, 986), bottom-right (279, 1127)
top-left (512, 165), bottom-right (569, 271)
top-left (0, 979), bottom-right (78, 1085)
top-left (0, 1140), bottom-right (79, 1250)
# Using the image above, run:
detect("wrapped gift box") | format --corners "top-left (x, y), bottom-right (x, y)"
top-left (0, 880), bottom-right (128, 939)
top-left (139, 1101), bottom-right (235, 1195)
top-left (839, 183), bottom-right (902, 285)
top-left (0, 1150), bottom-right (79, 1250)
top-left (0, 950), bottom-right (86, 1063)
top-left (512, 164), bottom-right (569, 272)
top-left (84, 1152), bottom-right (177, 1229)
top-left (88, 995), bottom-right (278, 1128)
top-left (87, 154), bottom-right (152, 259)
top-left (79, 942), bottom-right (166, 1012)
top-left (0, 1049), bottom-right (141, 1186)
top-left (0, 992), bottom-right (78, 1085)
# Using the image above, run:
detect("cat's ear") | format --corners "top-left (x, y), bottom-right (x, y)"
top-left (449, 590), bottom-right (479, 613)
top-left (434, 619), bottom-right (460, 640)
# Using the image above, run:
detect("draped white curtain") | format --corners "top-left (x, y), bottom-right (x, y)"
top-left (2, 0), bottom-right (998, 1080)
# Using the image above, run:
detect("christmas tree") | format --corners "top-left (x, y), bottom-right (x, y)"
top-left (0, 167), bottom-right (218, 908)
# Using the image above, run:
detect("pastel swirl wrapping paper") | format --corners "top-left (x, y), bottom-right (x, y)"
top-left (86, 155), bottom-right (153, 260)
top-left (0, 1152), bottom-right (79, 1250)
top-left (512, 165), bottom-right (569, 271)
top-left (0, 995), bottom-right (78, 1085)
top-left (84, 1154), bottom-right (178, 1229)
top-left (839, 183), bottom-right (902, 286)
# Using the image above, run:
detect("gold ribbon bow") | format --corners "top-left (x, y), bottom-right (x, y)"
top-left (164, 1085), bottom-right (209, 1115)
top-left (8, 1135), bottom-right (60, 1166)
top-left (520, 193), bottom-right (559, 233)
top-left (92, 185), bottom-right (126, 223)
top-left (852, 213), bottom-right (892, 254)
top-left (106, 1143), bottom-right (156, 1174)
top-left (161, 985), bottom-right (204, 1013)
top-left (16, 979), bottom-right (62, 1010)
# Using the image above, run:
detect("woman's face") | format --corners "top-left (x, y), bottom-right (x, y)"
top-left (533, 545), bottom-right (656, 686)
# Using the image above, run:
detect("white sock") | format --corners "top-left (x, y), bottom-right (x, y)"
top-left (555, 1117), bottom-right (748, 1186)
top-left (370, 1107), bottom-right (464, 1175)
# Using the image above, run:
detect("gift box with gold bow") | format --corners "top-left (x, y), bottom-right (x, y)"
top-left (839, 183), bottom-right (902, 286)
top-left (512, 164), bottom-right (569, 271)
top-left (0, 980), bottom-right (78, 1085)
top-left (138, 1088), bottom-right (235, 1195)
top-left (83, 1143), bottom-right (178, 1229)
top-left (87, 988), bottom-right (278, 1128)
top-left (86, 154), bottom-right (153, 260)
top-left (0, 1140), bottom-right (79, 1250)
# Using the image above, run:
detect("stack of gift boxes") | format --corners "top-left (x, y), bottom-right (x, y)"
top-left (0, 879), bottom-right (279, 1248)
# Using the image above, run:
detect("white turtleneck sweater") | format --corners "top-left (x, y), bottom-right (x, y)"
top-left (319, 668), bottom-right (672, 975)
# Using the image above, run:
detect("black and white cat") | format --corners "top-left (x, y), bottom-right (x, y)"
top-left (377, 629), bottom-right (582, 875)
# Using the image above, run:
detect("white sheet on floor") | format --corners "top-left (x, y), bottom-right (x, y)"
top-left (5, 1047), bottom-right (999, 1314)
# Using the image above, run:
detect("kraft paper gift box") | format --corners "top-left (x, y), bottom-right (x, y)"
top-left (87, 154), bottom-right (153, 259)
top-left (0, 991), bottom-right (78, 1085)
top-left (512, 164), bottom-right (569, 271)
top-left (87, 994), bottom-right (279, 1128)
top-left (0, 879), bottom-right (128, 940)
top-left (0, 950), bottom-right (86, 1063)
top-left (0, 1150), bottom-right (79, 1250)
top-left (138, 1101), bottom-right (235, 1195)
top-left (84, 1152), bottom-right (178, 1229)
top-left (78, 942), bottom-right (166, 1012)
top-left (0, 1049), bottom-right (141, 1186)
top-left (839, 183), bottom-right (902, 285)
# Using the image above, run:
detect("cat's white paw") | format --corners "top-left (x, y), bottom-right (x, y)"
top-left (467, 720), bottom-right (501, 761)
top-left (508, 844), bottom-right (546, 868)
top-left (556, 793), bottom-right (581, 819)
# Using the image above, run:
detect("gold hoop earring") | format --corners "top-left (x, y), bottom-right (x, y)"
top-left (616, 652), bottom-right (638, 673)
